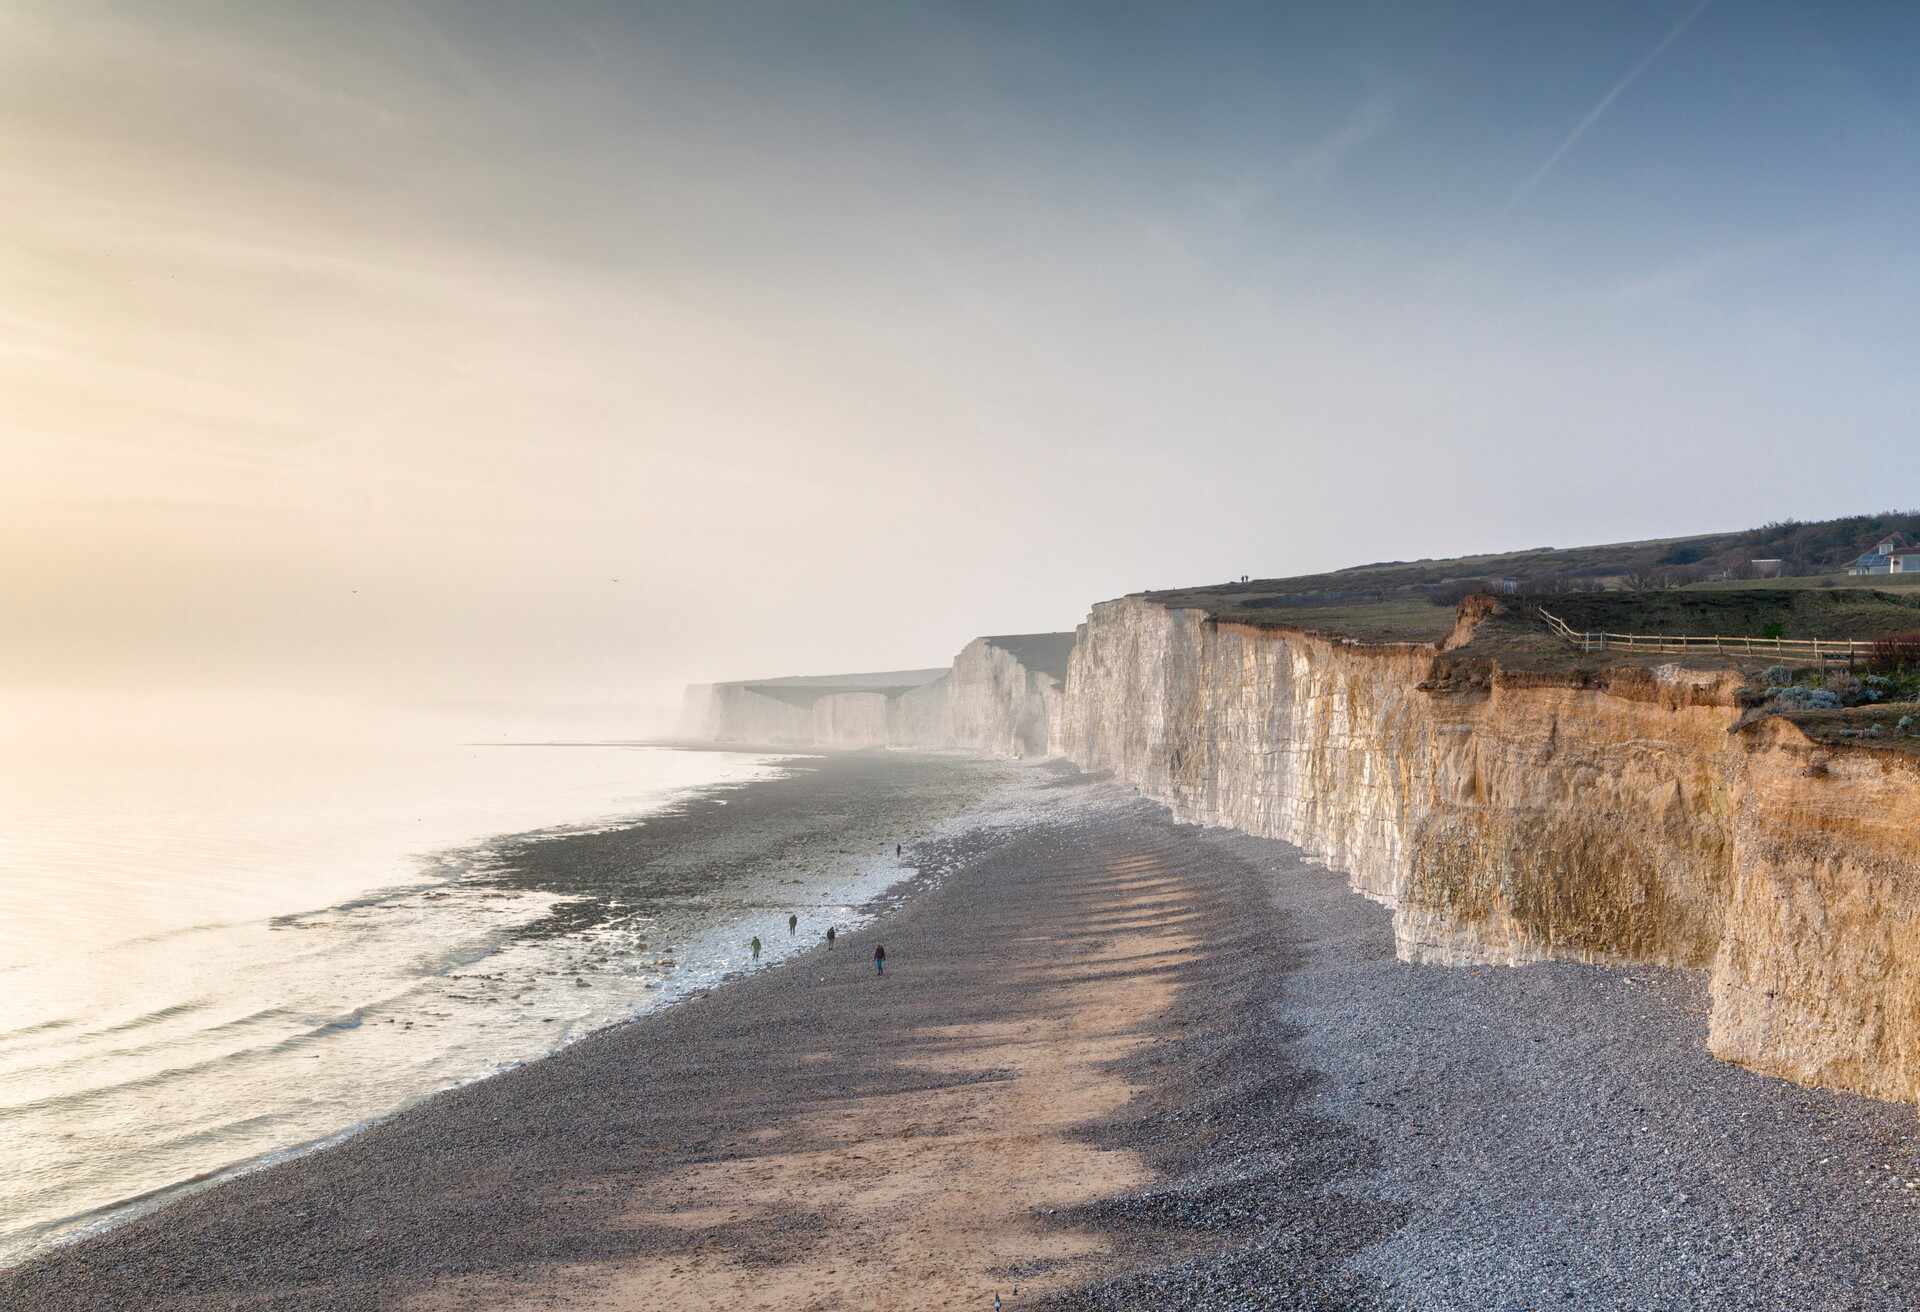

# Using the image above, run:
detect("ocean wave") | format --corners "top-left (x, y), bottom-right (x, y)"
top-left (0, 1014), bottom-right (84, 1045)
top-left (3, 1006), bottom-right (298, 1082)
top-left (85, 997), bottom-right (215, 1040)
top-left (0, 1007), bottom-right (377, 1124)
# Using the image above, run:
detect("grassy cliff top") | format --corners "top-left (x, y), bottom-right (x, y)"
top-left (1449, 592), bottom-right (1920, 675)
top-left (1526, 588), bottom-right (1920, 641)
top-left (1140, 580), bottom-right (1920, 673)
top-left (1137, 512), bottom-right (1920, 653)
top-left (1147, 512), bottom-right (1916, 609)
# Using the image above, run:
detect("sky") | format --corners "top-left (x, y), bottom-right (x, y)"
top-left (7, 0), bottom-right (1920, 737)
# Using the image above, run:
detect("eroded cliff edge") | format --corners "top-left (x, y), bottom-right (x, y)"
top-left (1059, 593), bottom-right (1920, 1103)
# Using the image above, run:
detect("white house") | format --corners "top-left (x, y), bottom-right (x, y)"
top-left (1892, 553), bottom-right (1920, 574)
top-left (1850, 533), bottom-right (1914, 575)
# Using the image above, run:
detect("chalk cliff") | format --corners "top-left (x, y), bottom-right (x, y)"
top-left (683, 594), bottom-right (1920, 1105)
top-left (1713, 717), bottom-right (1920, 1102)
top-left (1058, 593), bottom-right (1920, 1105)
top-left (677, 669), bottom-right (948, 748)
top-left (949, 634), bottom-right (1074, 758)
top-left (680, 634), bottom-right (1071, 756)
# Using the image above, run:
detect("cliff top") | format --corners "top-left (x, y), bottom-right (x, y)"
top-left (712, 667), bottom-right (949, 710)
top-left (981, 633), bottom-right (1077, 680)
top-left (1138, 512), bottom-right (1920, 644)
top-left (1143, 512), bottom-right (1920, 616)
top-left (1518, 589), bottom-right (1920, 643)
top-left (1136, 512), bottom-right (1920, 671)
top-left (713, 668), bottom-right (948, 691)
top-left (1148, 586), bottom-right (1920, 685)
top-left (1451, 590), bottom-right (1920, 675)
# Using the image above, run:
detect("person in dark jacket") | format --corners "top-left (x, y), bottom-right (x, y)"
top-left (874, 944), bottom-right (886, 977)
top-left (750, 935), bottom-right (761, 962)
top-left (788, 913), bottom-right (798, 935)
top-left (826, 926), bottom-right (836, 950)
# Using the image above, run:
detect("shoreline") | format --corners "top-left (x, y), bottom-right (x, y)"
top-left (15, 763), bottom-right (1920, 1308)
top-left (0, 739), bottom-right (808, 1267)
top-left (4, 765), bottom-right (1195, 1312)
top-left (0, 749), bottom-right (1024, 1276)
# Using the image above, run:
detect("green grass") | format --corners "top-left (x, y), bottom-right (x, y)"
top-left (1151, 584), bottom-right (1920, 673)
top-left (1534, 589), bottom-right (1920, 641)
top-left (1138, 513), bottom-right (1920, 650)
top-left (1201, 597), bottom-right (1459, 642)
top-left (1685, 573), bottom-right (1920, 592)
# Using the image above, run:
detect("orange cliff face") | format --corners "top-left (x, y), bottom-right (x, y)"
top-left (1059, 593), bottom-right (1920, 1106)
top-left (1713, 719), bottom-right (1920, 1101)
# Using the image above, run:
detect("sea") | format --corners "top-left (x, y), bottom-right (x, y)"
top-left (0, 725), bottom-right (841, 1266)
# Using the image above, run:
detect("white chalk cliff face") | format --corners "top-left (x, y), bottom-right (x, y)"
top-left (888, 676), bottom-right (954, 748)
top-left (685, 595), bottom-right (1920, 1103)
top-left (679, 682), bottom-right (930, 748)
top-left (1059, 594), bottom-right (1920, 1106)
top-left (678, 636), bottom-right (1069, 757)
top-left (948, 636), bottom-right (1069, 758)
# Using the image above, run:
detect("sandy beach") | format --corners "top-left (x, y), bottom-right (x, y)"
top-left (13, 759), bottom-right (1920, 1310)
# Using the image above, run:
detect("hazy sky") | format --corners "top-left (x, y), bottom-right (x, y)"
top-left (8, 1), bottom-right (1920, 734)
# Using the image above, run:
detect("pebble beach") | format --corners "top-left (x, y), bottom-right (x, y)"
top-left (9, 757), bottom-right (1920, 1310)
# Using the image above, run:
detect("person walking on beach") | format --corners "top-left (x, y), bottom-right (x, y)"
top-left (788, 913), bottom-right (797, 935)
top-left (826, 926), bottom-right (836, 950)
top-left (750, 935), bottom-right (761, 962)
top-left (895, 843), bottom-right (901, 858)
top-left (874, 944), bottom-right (886, 977)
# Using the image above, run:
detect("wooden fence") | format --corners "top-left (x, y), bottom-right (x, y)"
top-left (1538, 607), bottom-right (1875, 663)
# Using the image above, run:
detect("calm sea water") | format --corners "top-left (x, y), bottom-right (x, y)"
top-left (0, 736), bottom-right (797, 1265)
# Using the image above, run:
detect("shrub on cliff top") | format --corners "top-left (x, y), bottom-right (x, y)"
top-left (1768, 686), bottom-right (1841, 711)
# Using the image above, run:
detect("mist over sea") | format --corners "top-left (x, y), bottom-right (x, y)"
top-left (0, 709), bottom-right (799, 1265)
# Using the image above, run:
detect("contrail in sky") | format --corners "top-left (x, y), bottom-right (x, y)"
top-left (1506, 0), bottom-right (1714, 211)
